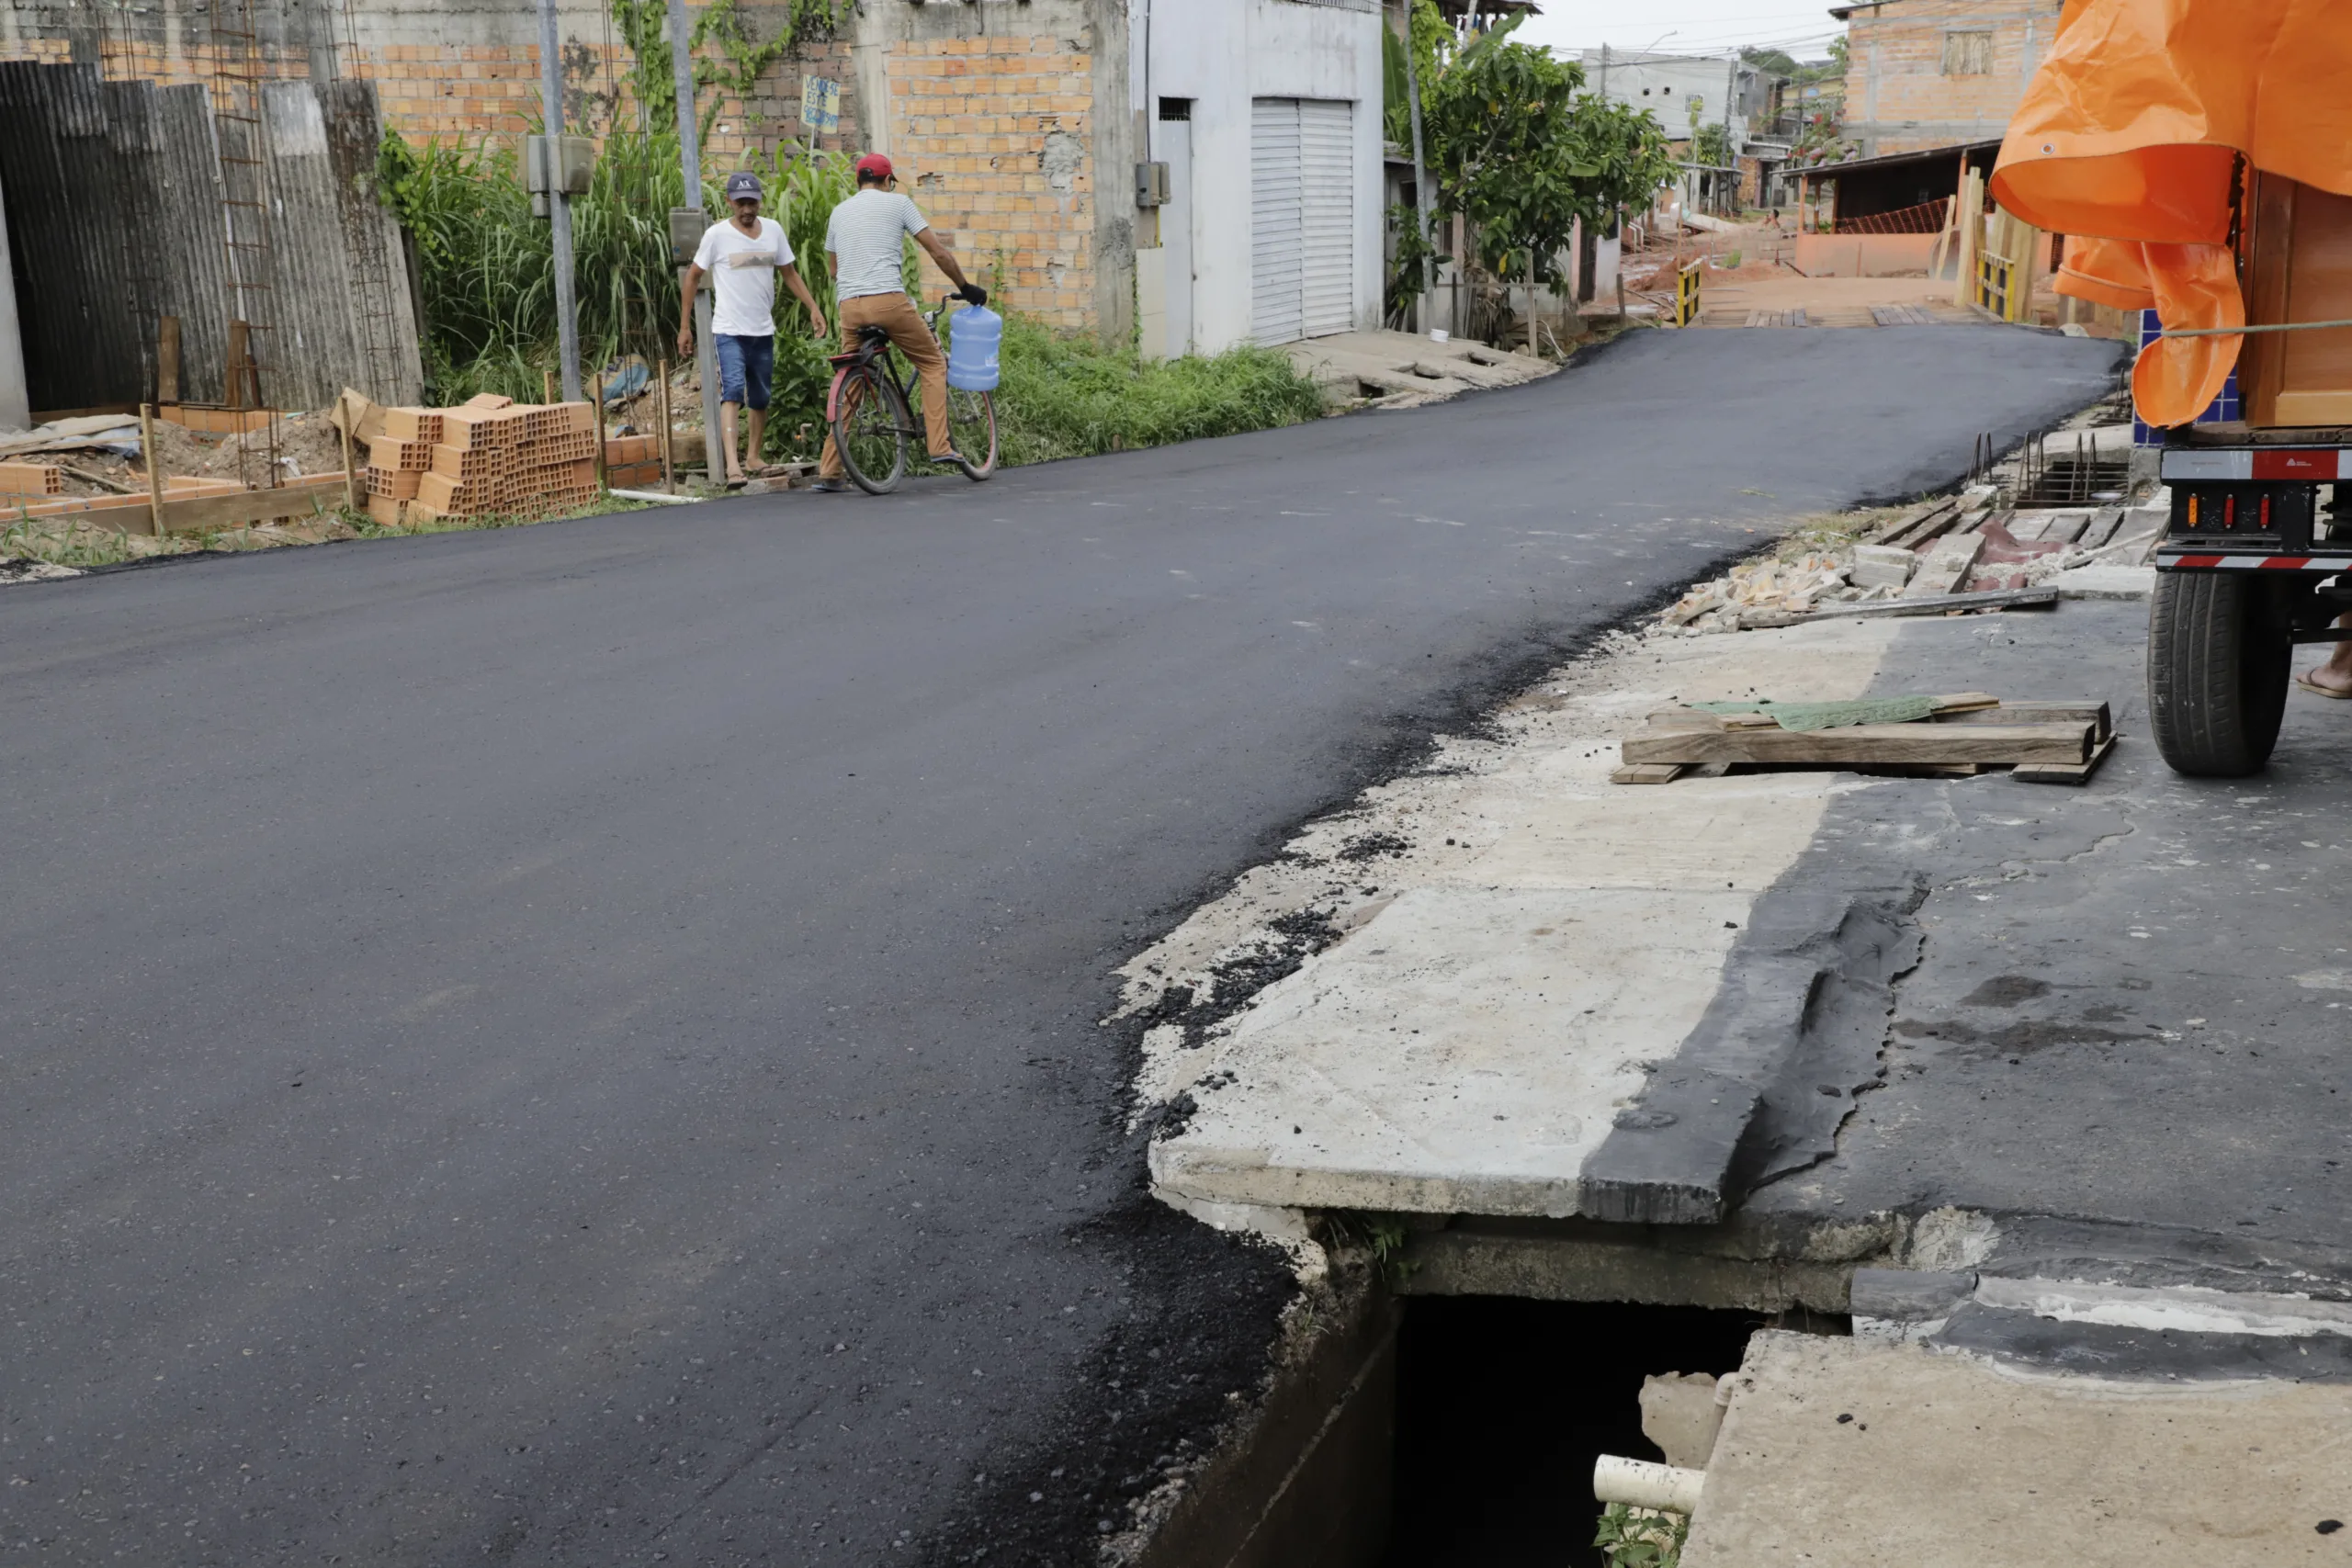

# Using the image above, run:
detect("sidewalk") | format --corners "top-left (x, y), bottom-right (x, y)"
top-left (1131, 484), bottom-right (2352, 1552)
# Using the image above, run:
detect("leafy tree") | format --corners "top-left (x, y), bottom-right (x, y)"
top-left (1419, 15), bottom-right (1675, 291)
top-left (1691, 121), bottom-right (1732, 168)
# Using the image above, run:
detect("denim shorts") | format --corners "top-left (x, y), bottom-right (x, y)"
top-left (714, 332), bottom-right (775, 411)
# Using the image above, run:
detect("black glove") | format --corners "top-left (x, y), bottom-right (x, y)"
top-left (958, 284), bottom-right (989, 308)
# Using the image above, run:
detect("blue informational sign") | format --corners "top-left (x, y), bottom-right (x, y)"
top-left (800, 76), bottom-right (840, 135)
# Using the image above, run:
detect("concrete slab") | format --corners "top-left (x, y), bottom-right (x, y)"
top-left (2049, 562), bottom-right (2154, 599)
top-left (1283, 328), bottom-right (1555, 405)
top-left (1149, 886), bottom-right (1750, 1217)
top-left (1137, 615), bottom-right (1905, 1226)
top-left (1684, 1331), bottom-right (2352, 1568)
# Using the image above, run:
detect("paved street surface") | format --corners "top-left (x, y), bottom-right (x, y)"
top-left (0, 327), bottom-right (2117, 1564)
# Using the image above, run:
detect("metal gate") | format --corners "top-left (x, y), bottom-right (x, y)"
top-left (1250, 97), bottom-right (1355, 345)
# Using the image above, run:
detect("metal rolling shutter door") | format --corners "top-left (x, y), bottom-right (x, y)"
top-left (1250, 98), bottom-right (1304, 345)
top-left (1297, 98), bottom-right (1355, 338)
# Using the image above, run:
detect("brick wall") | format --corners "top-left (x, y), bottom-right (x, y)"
top-left (1842, 0), bottom-right (2061, 155)
top-left (883, 34), bottom-right (1095, 330)
top-left (0, 2), bottom-right (863, 163)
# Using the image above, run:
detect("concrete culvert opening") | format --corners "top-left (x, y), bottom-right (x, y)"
top-left (1377, 1298), bottom-right (1822, 1567)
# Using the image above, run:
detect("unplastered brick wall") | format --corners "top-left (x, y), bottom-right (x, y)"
top-left (882, 35), bottom-right (1096, 330)
top-left (1842, 0), bottom-right (2062, 156)
top-left (0, 0), bottom-right (862, 162)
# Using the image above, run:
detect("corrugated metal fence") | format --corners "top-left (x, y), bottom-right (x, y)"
top-left (0, 61), bottom-right (423, 414)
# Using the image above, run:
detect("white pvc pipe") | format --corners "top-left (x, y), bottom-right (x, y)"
top-left (607, 489), bottom-right (698, 506)
top-left (1593, 1455), bottom-right (1705, 1515)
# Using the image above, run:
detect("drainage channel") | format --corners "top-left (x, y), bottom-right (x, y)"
top-left (1136, 1279), bottom-right (1850, 1568)
top-left (1383, 1298), bottom-right (1774, 1566)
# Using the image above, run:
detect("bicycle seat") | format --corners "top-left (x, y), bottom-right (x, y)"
top-left (857, 324), bottom-right (891, 347)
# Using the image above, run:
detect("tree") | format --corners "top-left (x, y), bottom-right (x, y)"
top-left (1420, 15), bottom-right (1673, 292)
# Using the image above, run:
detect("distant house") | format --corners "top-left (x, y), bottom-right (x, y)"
top-left (1577, 50), bottom-right (1764, 159)
top-left (1827, 0), bottom-right (2064, 158)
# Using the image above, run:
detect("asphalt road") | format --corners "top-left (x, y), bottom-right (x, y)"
top-left (0, 326), bottom-right (2119, 1565)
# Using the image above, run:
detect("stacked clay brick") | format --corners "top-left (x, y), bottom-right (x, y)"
top-left (364, 393), bottom-right (597, 525)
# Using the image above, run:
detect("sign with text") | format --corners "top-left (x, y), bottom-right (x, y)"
top-left (800, 76), bottom-right (840, 134)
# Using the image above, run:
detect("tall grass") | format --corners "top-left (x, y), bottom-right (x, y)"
top-left (989, 315), bottom-right (1329, 467)
top-left (383, 129), bottom-right (850, 401)
top-left (380, 131), bottom-right (1329, 466)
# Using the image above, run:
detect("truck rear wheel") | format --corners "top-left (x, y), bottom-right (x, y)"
top-left (2147, 570), bottom-right (2290, 777)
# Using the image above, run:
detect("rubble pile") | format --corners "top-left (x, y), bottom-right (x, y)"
top-left (1662, 489), bottom-right (2165, 635)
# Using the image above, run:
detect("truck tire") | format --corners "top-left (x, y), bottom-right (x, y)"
top-left (2147, 570), bottom-right (2290, 777)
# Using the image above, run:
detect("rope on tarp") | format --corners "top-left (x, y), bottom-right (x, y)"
top-left (2157, 317), bottom-right (2352, 338)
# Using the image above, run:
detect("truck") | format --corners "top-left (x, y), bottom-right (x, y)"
top-left (2147, 172), bottom-right (2352, 777)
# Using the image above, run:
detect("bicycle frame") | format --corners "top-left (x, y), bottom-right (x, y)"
top-left (822, 297), bottom-right (962, 436)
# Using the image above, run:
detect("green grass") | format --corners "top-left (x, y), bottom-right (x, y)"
top-left (987, 314), bottom-right (1329, 467)
top-left (382, 130), bottom-right (1328, 469)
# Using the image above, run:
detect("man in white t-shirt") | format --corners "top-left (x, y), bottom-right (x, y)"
top-left (811, 152), bottom-right (988, 491)
top-left (677, 171), bottom-right (828, 486)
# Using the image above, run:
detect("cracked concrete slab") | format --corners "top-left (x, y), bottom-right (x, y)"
top-left (1149, 886), bottom-right (1751, 1217)
top-left (1684, 1330), bottom-right (2352, 1568)
top-left (1139, 619), bottom-right (1900, 1224)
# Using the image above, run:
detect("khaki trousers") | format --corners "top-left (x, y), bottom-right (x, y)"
top-left (818, 291), bottom-right (953, 476)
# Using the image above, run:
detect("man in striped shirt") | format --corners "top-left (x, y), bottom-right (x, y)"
top-left (812, 153), bottom-right (989, 491)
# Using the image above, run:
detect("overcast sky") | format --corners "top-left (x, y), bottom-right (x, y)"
top-left (1514, 1), bottom-right (1844, 62)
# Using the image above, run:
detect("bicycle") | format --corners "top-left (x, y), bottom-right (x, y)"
top-left (823, 295), bottom-right (998, 495)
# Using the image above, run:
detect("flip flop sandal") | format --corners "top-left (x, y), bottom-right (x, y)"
top-left (2295, 674), bottom-right (2352, 699)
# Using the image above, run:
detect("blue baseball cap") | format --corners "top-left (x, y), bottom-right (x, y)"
top-left (724, 171), bottom-right (763, 202)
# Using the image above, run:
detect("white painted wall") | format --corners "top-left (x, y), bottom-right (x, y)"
top-left (1578, 51), bottom-right (1755, 156)
top-left (1134, 0), bottom-right (1382, 353)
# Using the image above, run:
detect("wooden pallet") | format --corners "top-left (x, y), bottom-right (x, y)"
top-left (1611, 696), bottom-right (2116, 785)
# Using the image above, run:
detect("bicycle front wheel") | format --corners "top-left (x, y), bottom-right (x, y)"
top-left (946, 389), bottom-right (998, 480)
top-left (832, 364), bottom-right (910, 496)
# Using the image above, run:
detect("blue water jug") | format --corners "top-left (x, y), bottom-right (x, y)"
top-left (946, 304), bottom-right (1001, 391)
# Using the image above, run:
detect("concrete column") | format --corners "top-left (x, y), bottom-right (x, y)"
top-left (0, 179), bottom-right (28, 431)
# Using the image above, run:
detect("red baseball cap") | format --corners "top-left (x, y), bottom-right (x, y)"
top-left (854, 152), bottom-right (895, 183)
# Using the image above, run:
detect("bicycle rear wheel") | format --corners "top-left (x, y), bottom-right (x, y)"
top-left (832, 364), bottom-right (910, 496)
top-left (946, 389), bottom-right (998, 480)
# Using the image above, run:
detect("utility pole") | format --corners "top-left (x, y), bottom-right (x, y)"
top-left (538, 0), bottom-right (581, 401)
top-left (1403, 10), bottom-right (1433, 334)
top-left (669, 0), bottom-right (722, 476)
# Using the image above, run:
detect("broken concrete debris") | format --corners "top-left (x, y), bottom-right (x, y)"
top-left (1663, 442), bottom-right (2161, 635)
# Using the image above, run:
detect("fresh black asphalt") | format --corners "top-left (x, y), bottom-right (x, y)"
top-left (0, 326), bottom-right (2120, 1564)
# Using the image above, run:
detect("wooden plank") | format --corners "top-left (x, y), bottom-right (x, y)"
top-left (154, 476), bottom-right (345, 534)
top-left (1806, 585), bottom-right (2061, 621)
top-left (140, 404), bottom-right (164, 536)
top-left (1622, 720), bottom-right (2094, 768)
top-left (1937, 700), bottom-right (2111, 743)
top-left (658, 356), bottom-right (674, 491)
top-left (2015, 734), bottom-right (2118, 785)
top-left (1611, 762), bottom-right (1690, 785)
top-left (156, 316), bottom-right (181, 406)
top-left (1866, 497), bottom-right (1954, 546)
top-left (224, 320), bottom-right (252, 411)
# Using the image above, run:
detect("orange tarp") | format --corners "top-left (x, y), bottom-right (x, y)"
top-left (1991, 0), bottom-right (2352, 424)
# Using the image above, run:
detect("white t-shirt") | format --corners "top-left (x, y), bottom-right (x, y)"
top-left (694, 217), bottom-right (794, 338)
top-left (823, 189), bottom-right (928, 301)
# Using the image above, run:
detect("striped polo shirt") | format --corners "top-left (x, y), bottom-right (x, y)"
top-left (823, 189), bottom-right (930, 302)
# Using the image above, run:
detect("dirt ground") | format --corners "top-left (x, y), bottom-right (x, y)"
top-left (33, 408), bottom-right (352, 501)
